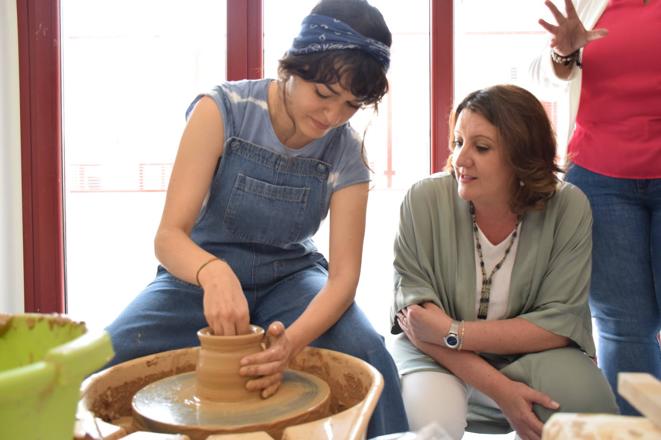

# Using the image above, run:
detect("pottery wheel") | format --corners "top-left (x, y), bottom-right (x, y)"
top-left (132, 369), bottom-right (330, 435)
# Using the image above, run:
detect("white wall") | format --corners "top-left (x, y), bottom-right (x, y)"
top-left (0, 1), bottom-right (24, 313)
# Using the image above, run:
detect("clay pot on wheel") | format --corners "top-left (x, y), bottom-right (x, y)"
top-left (195, 325), bottom-right (265, 402)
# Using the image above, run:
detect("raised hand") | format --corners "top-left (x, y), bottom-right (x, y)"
top-left (538, 0), bottom-right (608, 56)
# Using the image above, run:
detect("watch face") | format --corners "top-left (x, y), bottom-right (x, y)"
top-left (444, 334), bottom-right (458, 348)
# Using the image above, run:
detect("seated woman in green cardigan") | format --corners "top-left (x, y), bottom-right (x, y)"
top-left (390, 84), bottom-right (618, 440)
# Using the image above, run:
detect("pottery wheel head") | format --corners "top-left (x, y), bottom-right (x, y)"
top-left (132, 369), bottom-right (331, 436)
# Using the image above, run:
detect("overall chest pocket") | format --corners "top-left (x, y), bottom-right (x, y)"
top-left (224, 173), bottom-right (311, 247)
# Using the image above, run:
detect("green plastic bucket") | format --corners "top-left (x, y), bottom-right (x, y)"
top-left (0, 313), bottom-right (114, 440)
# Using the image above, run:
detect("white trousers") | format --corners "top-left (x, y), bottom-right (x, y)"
top-left (401, 370), bottom-right (502, 440)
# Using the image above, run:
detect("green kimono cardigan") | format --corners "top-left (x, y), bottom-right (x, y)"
top-left (390, 173), bottom-right (595, 375)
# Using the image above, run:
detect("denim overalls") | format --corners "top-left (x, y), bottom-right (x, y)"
top-left (107, 137), bottom-right (409, 437)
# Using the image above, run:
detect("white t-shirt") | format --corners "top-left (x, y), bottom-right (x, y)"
top-left (473, 222), bottom-right (522, 320)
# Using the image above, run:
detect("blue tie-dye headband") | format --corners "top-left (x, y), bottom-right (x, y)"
top-left (288, 14), bottom-right (390, 72)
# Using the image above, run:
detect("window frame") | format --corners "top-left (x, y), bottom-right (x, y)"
top-left (18, 0), bottom-right (452, 312)
top-left (17, 0), bottom-right (65, 313)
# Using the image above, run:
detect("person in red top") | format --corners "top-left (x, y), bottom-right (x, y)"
top-left (531, 0), bottom-right (660, 416)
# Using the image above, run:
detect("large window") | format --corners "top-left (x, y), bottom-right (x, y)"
top-left (61, 0), bottom-right (227, 328)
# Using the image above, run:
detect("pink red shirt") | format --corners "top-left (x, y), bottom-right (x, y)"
top-left (568, 0), bottom-right (661, 178)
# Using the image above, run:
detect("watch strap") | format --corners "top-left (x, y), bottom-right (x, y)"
top-left (443, 320), bottom-right (461, 349)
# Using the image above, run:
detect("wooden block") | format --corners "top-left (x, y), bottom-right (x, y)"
top-left (542, 413), bottom-right (661, 439)
top-left (618, 372), bottom-right (661, 428)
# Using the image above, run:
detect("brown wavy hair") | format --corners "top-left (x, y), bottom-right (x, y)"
top-left (445, 84), bottom-right (563, 214)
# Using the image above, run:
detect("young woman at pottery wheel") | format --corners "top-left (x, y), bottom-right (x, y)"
top-left (105, 0), bottom-right (408, 437)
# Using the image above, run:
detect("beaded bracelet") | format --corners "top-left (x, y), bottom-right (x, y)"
top-left (195, 256), bottom-right (220, 287)
top-left (551, 49), bottom-right (582, 68)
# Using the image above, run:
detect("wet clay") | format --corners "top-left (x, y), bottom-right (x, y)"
top-left (288, 349), bottom-right (367, 414)
top-left (89, 349), bottom-right (198, 421)
top-left (92, 366), bottom-right (196, 421)
top-left (196, 325), bottom-right (264, 402)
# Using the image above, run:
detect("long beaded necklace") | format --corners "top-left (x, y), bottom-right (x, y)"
top-left (470, 202), bottom-right (522, 320)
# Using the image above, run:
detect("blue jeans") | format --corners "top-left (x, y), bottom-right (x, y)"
top-left (107, 265), bottom-right (409, 437)
top-left (566, 164), bottom-right (661, 415)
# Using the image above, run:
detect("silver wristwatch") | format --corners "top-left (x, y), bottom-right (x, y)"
top-left (443, 320), bottom-right (461, 350)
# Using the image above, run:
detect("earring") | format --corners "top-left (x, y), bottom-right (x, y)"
top-left (519, 180), bottom-right (525, 187)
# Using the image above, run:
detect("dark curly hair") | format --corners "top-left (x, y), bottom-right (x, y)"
top-left (446, 84), bottom-right (563, 214)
